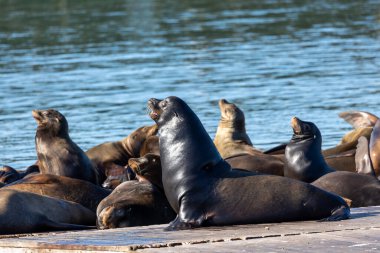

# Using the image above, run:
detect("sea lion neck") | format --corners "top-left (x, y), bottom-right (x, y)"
top-left (285, 130), bottom-right (334, 183)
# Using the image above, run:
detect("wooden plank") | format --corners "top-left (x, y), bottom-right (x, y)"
top-left (0, 206), bottom-right (379, 252)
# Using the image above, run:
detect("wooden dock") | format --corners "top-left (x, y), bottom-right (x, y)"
top-left (0, 206), bottom-right (379, 252)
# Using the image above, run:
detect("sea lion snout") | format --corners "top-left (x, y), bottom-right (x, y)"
top-left (148, 98), bottom-right (162, 121)
top-left (291, 117), bottom-right (301, 134)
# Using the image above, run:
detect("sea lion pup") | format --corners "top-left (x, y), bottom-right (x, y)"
top-left (86, 124), bottom-right (158, 183)
top-left (0, 189), bottom-right (96, 235)
top-left (4, 174), bottom-right (111, 212)
top-left (33, 109), bottom-right (98, 184)
top-left (148, 96), bottom-right (350, 231)
top-left (214, 99), bottom-right (284, 176)
top-left (96, 181), bottom-right (175, 229)
top-left (129, 153), bottom-right (163, 189)
top-left (284, 117), bottom-right (335, 183)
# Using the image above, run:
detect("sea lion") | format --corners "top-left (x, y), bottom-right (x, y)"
top-left (0, 164), bottom-right (40, 185)
top-left (0, 165), bottom-right (22, 184)
top-left (129, 153), bottom-right (163, 189)
top-left (214, 99), bottom-right (284, 176)
top-left (86, 124), bottom-right (158, 182)
top-left (101, 165), bottom-right (135, 189)
top-left (214, 99), bottom-right (260, 157)
top-left (148, 96), bottom-right (350, 230)
top-left (339, 111), bottom-right (378, 129)
top-left (284, 117), bottom-right (335, 183)
top-left (312, 171), bottom-right (380, 207)
top-left (5, 174), bottom-right (111, 212)
top-left (96, 181), bottom-right (175, 229)
top-left (139, 135), bottom-right (160, 156)
top-left (355, 136), bottom-right (376, 177)
top-left (33, 109), bottom-right (98, 184)
top-left (0, 189), bottom-right (95, 235)
top-left (369, 119), bottom-right (380, 177)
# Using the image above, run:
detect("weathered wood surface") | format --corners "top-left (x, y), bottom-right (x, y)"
top-left (0, 206), bottom-right (379, 252)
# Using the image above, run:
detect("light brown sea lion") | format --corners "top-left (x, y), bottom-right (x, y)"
top-left (214, 99), bottom-right (284, 176)
top-left (148, 96), bottom-right (349, 231)
top-left (33, 109), bottom-right (99, 184)
top-left (96, 181), bottom-right (175, 229)
top-left (0, 189), bottom-right (96, 235)
top-left (214, 99), bottom-right (260, 158)
top-left (86, 124), bottom-right (158, 183)
top-left (5, 174), bottom-right (111, 212)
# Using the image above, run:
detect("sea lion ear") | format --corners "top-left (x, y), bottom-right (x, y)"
top-left (174, 111), bottom-right (179, 118)
top-left (355, 136), bottom-right (376, 177)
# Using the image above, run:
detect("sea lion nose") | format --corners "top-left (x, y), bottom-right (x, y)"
top-left (291, 117), bottom-right (299, 127)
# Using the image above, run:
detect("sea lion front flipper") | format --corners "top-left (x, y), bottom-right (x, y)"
top-left (263, 143), bottom-right (288, 155)
top-left (355, 136), bottom-right (376, 177)
top-left (339, 111), bottom-right (378, 129)
top-left (318, 205), bottom-right (350, 222)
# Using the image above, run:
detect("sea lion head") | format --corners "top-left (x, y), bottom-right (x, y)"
top-left (96, 181), bottom-right (174, 229)
top-left (32, 109), bottom-right (68, 137)
top-left (290, 117), bottom-right (321, 145)
top-left (218, 99), bottom-right (245, 126)
top-left (123, 124), bottom-right (158, 157)
top-left (0, 165), bottom-right (21, 184)
top-left (148, 96), bottom-right (193, 127)
top-left (129, 153), bottom-right (162, 189)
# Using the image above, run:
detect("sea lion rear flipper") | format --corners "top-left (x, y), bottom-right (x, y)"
top-left (318, 205), bottom-right (350, 222)
top-left (263, 143), bottom-right (288, 155)
top-left (339, 111), bottom-right (379, 129)
top-left (355, 136), bottom-right (376, 177)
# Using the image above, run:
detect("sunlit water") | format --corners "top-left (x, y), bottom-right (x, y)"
top-left (1, 0), bottom-right (379, 169)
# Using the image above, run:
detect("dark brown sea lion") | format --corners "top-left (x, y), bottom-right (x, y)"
top-left (86, 124), bottom-right (158, 183)
top-left (33, 109), bottom-right (98, 184)
top-left (214, 99), bottom-right (284, 176)
top-left (284, 117), bottom-right (380, 207)
top-left (129, 153), bottom-right (163, 189)
top-left (0, 189), bottom-right (95, 235)
top-left (148, 96), bottom-right (349, 231)
top-left (312, 171), bottom-right (380, 207)
top-left (285, 117), bottom-right (335, 183)
top-left (96, 181), bottom-right (175, 229)
top-left (0, 165), bottom-right (22, 184)
top-left (369, 119), bottom-right (380, 177)
top-left (4, 174), bottom-right (110, 212)
top-left (101, 165), bottom-right (135, 189)
top-left (139, 135), bottom-right (160, 156)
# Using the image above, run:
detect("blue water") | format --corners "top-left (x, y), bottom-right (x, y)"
top-left (1, 0), bottom-right (380, 169)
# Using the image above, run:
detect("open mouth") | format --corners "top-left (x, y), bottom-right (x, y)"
top-left (291, 117), bottom-right (302, 134)
top-left (148, 98), bottom-right (162, 121)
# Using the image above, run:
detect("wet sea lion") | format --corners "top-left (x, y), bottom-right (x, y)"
top-left (355, 136), bottom-right (376, 177)
top-left (129, 153), bottom-right (163, 189)
top-left (0, 189), bottom-right (95, 235)
top-left (214, 99), bottom-right (284, 176)
top-left (33, 109), bottom-right (98, 184)
top-left (369, 119), bottom-right (380, 177)
top-left (148, 96), bottom-right (349, 230)
top-left (284, 117), bottom-right (380, 207)
top-left (86, 124), bottom-right (158, 182)
top-left (285, 117), bottom-right (335, 183)
top-left (97, 181), bottom-right (175, 229)
top-left (101, 165), bottom-right (132, 189)
top-left (5, 174), bottom-right (110, 212)
top-left (312, 171), bottom-right (380, 207)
